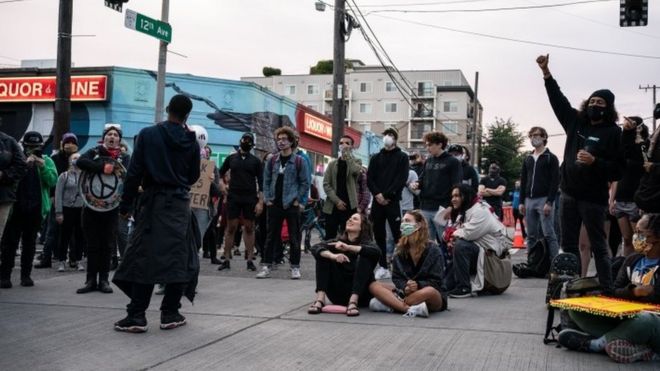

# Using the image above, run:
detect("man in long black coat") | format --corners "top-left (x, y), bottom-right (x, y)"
top-left (113, 95), bottom-right (201, 333)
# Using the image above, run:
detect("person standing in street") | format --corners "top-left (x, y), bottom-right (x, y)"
top-left (479, 163), bottom-right (507, 220)
top-left (0, 132), bottom-right (56, 288)
top-left (322, 135), bottom-right (361, 240)
top-left (113, 95), bottom-right (201, 333)
top-left (54, 152), bottom-right (86, 272)
top-left (0, 127), bottom-right (27, 255)
top-left (519, 126), bottom-right (560, 259)
top-left (217, 133), bottom-right (263, 272)
top-left (537, 54), bottom-right (623, 290)
top-left (367, 127), bottom-right (409, 280)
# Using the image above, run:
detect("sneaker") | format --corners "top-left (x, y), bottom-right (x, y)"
top-left (233, 247), bottom-right (241, 256)
top-left (605, 340), bottom-right (656, 363)
top-left (0, 279), bottom-right (12, 289)
top-left (256, 266), bottom-right (271, 279)
top-left (403, 302), bottom-right (429, 318)
top-left (217, 259), bottom-right (230, 271)
top-left (58, 261), bottom-right (66, 272)
top-left (160, 312), bottom-right (187, 330)
top-left (155, 284), bottom-right (165, 295)
top-left (34, 260), bottom-right (51, 269)
top-left (448, 287), bottom-right (473, 298)
top-left (246, 260), bottom-right (256, 271)
top-left (77, 261), bottom-right (85, 271)
top-left (290, 267), bottom-right (301, 280)
top-left (374, 266), bottom-right (391, 280)
top-left (369, 298), bottom-right (393, 313)
top-left (20, 276), bottom-right (34, 287)
top-left (558, 329), bottom-right (595, 352)
top-left (114, 315), bottom-right (148, 333)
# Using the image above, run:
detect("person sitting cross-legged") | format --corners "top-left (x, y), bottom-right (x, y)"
top-left (308, 213), bottom-right (380, 317)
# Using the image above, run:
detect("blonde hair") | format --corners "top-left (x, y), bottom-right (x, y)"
top-left (396, 210), bottom-right (430, 258)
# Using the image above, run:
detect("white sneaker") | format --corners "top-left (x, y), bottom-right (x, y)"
top-left (369, 298), bottom-right (393, 313)
top-left (403, 302), bottom-right (429, 318)
top-left (57, 261), bottom-right (66, 272)
top-left (256, 266), bottom-right (271, 279)
top-left (374, 266), bottom-right (391, 280)
top-left (77, 261), bottom-right (85, 271)
top-left (290, 267), bottom-right (301, 280)
top-left (155, 284), bottom-right (165, 295)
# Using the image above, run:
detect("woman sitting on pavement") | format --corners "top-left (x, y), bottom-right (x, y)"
top-left (368, 210), bottom-right (447, 318)
top-left (309, 213), bottom-right (380, 316)
top-left (444, 184), bottom-right (512, 298)
top-left (558, 213), bottom-right (660, 363)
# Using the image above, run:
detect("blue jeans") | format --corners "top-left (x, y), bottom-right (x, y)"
top-left (421, 209), bottom-right (445, 243)
top-left (524, 197), bottom-right (560, 259)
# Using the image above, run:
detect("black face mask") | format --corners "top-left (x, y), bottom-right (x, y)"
top-left (240, 142), bottom-right (253, 152)
top-left (587, 106), bottom-right (606, 121)
top-left (489, 169), bottom-right (499, 178)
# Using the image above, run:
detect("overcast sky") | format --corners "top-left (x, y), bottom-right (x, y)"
top-left (1, 0), bottom-right (659, 159)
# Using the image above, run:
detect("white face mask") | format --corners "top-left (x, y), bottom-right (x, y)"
top-left (383, 135), bottom-right (395, 148)
top-left (531, 137), bottom-right (544, 148)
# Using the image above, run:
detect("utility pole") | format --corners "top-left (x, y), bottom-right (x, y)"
top-left (331, 0), bottom-right (346, 158)
top-left (470, 71), bottom-right (479, 167)
top-left (53, 0), bottom-right (73, 146)
top-left (639, 84), bottom-right (658, 132)
top-left (154, 0), bottom-right (170, 123)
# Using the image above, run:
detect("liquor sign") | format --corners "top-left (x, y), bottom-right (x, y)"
top-left (0, 75), bottom-right (108, 102)
top-left (303, 113), bottom-right (332, 142)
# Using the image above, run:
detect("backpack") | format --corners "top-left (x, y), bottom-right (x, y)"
top-left (513, 239), bottom-right (551, 278)
top-left (543, 276), bottom-right (602, 345)
top-left (544, 252), bottom-right (580, 304)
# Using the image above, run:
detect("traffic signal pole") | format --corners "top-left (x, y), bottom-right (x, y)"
top-left (154, 0), bottom-right (169, 123)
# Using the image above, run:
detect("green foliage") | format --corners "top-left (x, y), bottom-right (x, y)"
top-left (481, 117), bottom-right (526, 192)
top-left (262, 67), bottom-right (281, 77)
top-left (310, 60), bottom-right (334, 75)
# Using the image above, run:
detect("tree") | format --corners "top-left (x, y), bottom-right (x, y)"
top-left (309, 59), bottom-right (365, 75)
top-left (481, 117), bottom-right (526, 193)
top-left (262, 67), bottom-right (281, 77)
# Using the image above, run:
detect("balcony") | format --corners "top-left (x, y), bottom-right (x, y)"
top-left (411, 109), bottom-right (434, 119)
top-left (324, 89), bottom-right (351, 101)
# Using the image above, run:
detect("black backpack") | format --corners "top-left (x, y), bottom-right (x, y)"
top-left (544, 253), bottom-right (580, 304)
top-left (512, 239), bottom-right (550, 278)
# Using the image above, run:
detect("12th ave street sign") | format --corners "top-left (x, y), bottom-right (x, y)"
top-left (125, 9), bottom-right (172, 43)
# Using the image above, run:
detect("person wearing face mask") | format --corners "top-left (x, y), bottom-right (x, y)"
top-left (537, 54), bottom-right (623, 291)
top-left (519, 126), bottom-right (560, 259)
top-left (76, 124), bottom-right (131, 294)
top-left (447, 144), bottom-right (479, 194)
top-left (367, 127), bottom-right (409, 280)
top-left (322, 135), bottom-right (361, 240)
top-left (217, 133), bottom-right (264, 272)
top-left (368, 210), bottom-right (447, 317)
top-left (479, 163), bottom-right (507, 220)
top-left (0, 131), bottom-right (57, 289)
top-left (54, 152), bottom-right (86, 272)
top-left (556, 213), bottom-right (660, 363)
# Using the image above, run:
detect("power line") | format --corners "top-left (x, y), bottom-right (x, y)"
top-left (372, 14), bottom-right (660, 60)
top-left (364, 0), bottom-right (614, 14)
top-left (359, 0), bottom-right (502, 7)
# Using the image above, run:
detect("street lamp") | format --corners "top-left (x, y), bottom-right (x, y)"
top-left (315, 1), bottom-right (326, 12)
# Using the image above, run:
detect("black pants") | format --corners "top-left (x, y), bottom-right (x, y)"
top-left (512, 208), bottom-right (527, 238)
top-left (0, 208), bottom-right (41, 280)
top-left (607, 213), bottom-right (621, 257)
top-left (371, 200), bottom-right (402, 268)
top-left (114, 215), bottom-right (130, 258)
top-left (448, 239), bottom-right (479, 291)
top-left (42, 206), bottom-right (59, 263)
top-left (255, 208), bottom-right (267, 257)
top-left (126, 282), bottom-right (185, 318)
top-left (83, 208), bottom-right (118, 280)
top-left (324, 206), bottom-right (356, 241)
top-left (560, 194), bottom-right (612, 289)
top-left (56, 207), bottom-right (85, 262)
top-left (315, 254), bottom-right (376, 307)
top-left (263, 205), bottom-right (300, 266)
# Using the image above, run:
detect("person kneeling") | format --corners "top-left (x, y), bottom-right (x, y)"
top-left (309, 213), bottom-right (380, 316)
top-left (369, 210), bottom-right (447, 318)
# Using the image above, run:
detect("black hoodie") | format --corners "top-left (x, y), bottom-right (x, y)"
top-left (120, 121), bottom-right (200, 214)
top-left (367, 146), bottom-right (409, 201)
top-left (544, 77), bottom-right (623, 205)
top-left (418, 151), bottom-right (462, 210)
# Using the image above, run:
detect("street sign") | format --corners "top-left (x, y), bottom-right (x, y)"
top-left (105, 0), bottom-right (123, 13)
top-left (125, 9), bottom-right (172, 43)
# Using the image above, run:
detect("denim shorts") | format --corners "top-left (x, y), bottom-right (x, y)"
top-left (613, 201), bottom-right (641, 222)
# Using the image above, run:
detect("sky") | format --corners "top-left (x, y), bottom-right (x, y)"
top-left (1, 0), bottom-right (659, 160)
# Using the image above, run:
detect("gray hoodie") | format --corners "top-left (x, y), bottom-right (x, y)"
top-left (55, 170), bottom-right (83, 213)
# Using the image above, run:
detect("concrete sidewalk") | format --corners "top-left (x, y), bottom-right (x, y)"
top-left (0, 253), bottom-right (656, 370)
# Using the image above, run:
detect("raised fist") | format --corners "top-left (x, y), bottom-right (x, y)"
top-left (536, 54), bottom-right (549, 70)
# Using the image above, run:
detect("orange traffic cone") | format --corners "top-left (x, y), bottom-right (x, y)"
top-left (512, 220), bottom-right (526, 249)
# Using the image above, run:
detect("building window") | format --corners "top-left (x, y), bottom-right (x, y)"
top-left (285, 85), bottom-right (296, 96)
top-left (359, 103), bottom-right (372, 114)
top-left (307, 84), bottom-right (319, 95)
top-left (385, 103), bottom-right (398, 113)
top-left (359, 82), bottom-right (372, 93)
top-left (443, 101), bottom-right (458, 113)
top-left (441, 121), bottom-right (458, 135)
top-left (385, 81), bottom-right (396, 92)
top-left (411, 122), bottom-right (433, 140)
top-left (417, 81), bottom-right (434, 97)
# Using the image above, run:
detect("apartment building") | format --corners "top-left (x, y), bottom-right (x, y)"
top-left (242, 65), bottom-right (483, 153)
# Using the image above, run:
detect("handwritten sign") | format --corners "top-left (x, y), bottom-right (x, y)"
top-left (190, 159), bottom-right (215, 209)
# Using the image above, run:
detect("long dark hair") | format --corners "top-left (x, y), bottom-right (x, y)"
top-left (339, 213), bottom-right (374, 244)
top-left (578, 100), bottom-right (619, 123)
top-left (451, 183), bottom-right (477, 222)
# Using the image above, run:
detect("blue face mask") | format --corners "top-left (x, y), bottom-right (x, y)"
top-left (400, 222), bottom-right (418, 237)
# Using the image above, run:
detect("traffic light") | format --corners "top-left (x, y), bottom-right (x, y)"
top-left (104, 0), bottom-right (128, 12)
top-left (620, 0), bottom-right (648, 27)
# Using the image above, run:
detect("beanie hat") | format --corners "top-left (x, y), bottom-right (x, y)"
top-left (383, 127), bottom-right (399, 141)
top-left (241, 132), bottom-right (255, 143)
top-left (103, 124), bottom-right (123, 140)
top-left (589, 89), bottom-right (615, 108)
top-left (22, 131), bottom-right (44, 146)
top-left (62, 132), bottom-right (78, 145)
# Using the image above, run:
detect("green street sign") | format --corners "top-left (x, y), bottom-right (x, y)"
top-left (124, 9), bottom-right (172, 43)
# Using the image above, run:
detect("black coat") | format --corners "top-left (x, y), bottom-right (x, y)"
top-left (0, 132), bottom-right (27, 203)
top-left (613, 253), bottom-right (660, 304)
top-left (392, 242), bottom-right (446, 295)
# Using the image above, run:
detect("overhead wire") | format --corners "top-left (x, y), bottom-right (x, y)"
top-left (363, 0), bottom-right (614, 15)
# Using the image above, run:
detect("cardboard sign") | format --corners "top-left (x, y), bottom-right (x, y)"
top-left (190, 159), bottom-right (215, 209)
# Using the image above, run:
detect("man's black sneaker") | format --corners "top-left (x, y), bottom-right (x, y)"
top-left (0, 279), bottom-right (12, 289)
top-left (558, 329), bottom-right (595, 352)
top-left (98, 280), bottom-right (114, 294)
top-left (448, 287), bottom-right (473, 298)
top-left (20, 277), bottom-right (34, 287)
top-left (76, 280), bottom-right (97, 294)
top-left (160, 312), bottom-right (186, 330)
top-left (247, 260), bottom-right (256, 271)
top-left (114, 316), bottom-right (148, 333)
top-left (34, 260), bottom-right (51, 269)
top-left (217, 259), bottom-right (230, 271)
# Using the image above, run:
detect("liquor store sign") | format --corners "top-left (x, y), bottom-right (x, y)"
top-left (303, 113), bottom-right (332, 142)
top-left (0, 75), bottom-right (108, 102)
